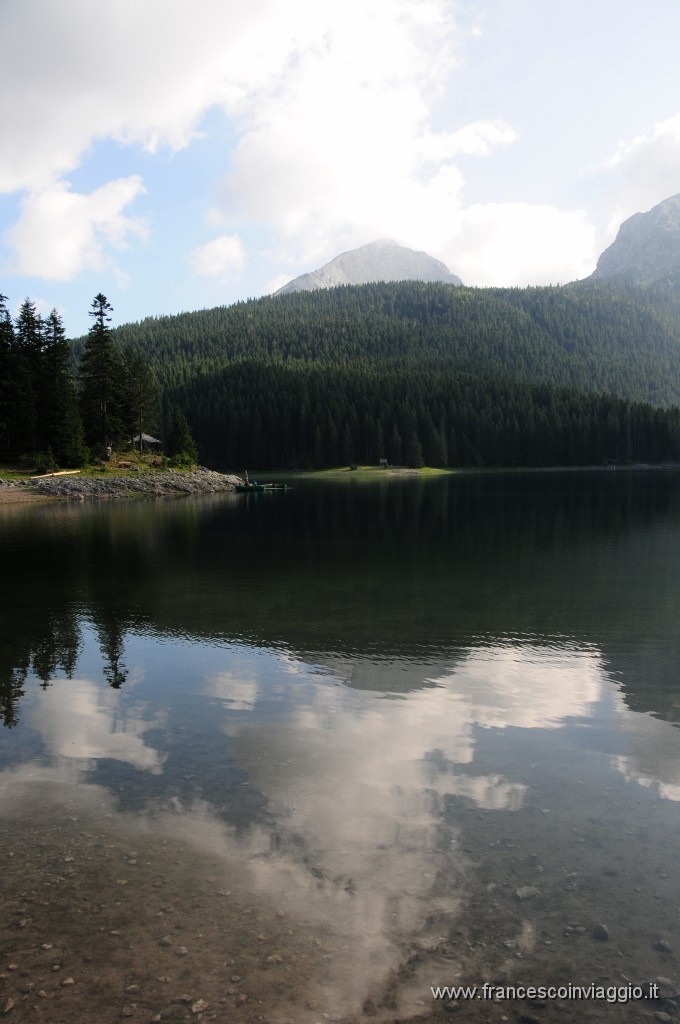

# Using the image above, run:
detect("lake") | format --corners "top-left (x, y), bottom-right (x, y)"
top-left (1, 471), bottom-right (680, 1024)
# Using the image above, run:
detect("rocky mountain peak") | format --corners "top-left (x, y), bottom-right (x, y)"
top-left (591, 193), bottom-right (680, 284)
top-left (275, 239), bottom-right (463, 294)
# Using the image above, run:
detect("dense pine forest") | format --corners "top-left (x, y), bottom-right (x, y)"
top-left (4, 280), bottom-right (680, 470)
top-left (111, 281), bottom-right (680, 403)
top-left (0, 294), bottom-right (87, 468)
top-left (0, 293), bottom-right (192, 469)
top-left (109, 279), bottom-right (680, 469)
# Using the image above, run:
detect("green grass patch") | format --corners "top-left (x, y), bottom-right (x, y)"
top-left (290, 465), bottom-right (455, 479)
top-left (0, 449), bottom-right (199, 482)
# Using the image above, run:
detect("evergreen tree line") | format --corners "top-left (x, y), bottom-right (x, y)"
top-left (6, 280), bottom-right (680, 470)
top-left (173, 360), bottom-right (680, 470)
top-left (0, 294), bottom-right (87, 466)
top-left (0, 293), bottom-right (194, 467)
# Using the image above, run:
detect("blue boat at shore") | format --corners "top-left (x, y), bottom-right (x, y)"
top-left (235, 474), bottom-right (290, 493)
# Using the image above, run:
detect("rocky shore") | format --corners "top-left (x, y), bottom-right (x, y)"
top-left (0, 468), bottom-right (242, 502)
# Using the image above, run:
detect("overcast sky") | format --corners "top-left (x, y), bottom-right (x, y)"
top-left (1, 0), bottom-right (679, 335)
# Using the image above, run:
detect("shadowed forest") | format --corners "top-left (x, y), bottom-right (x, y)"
top-left (4, 279), bottom-right (680, 470)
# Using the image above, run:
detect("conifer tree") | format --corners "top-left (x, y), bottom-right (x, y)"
top-left (12, 299), bottom-right (43, 453)
top-left (0, 295), bottom-right (16, 454)
top-left (121, 345), bottom-right (160, 449)
top-left (388, 424), bottom-right (402, 465)
top-left (403, 429), bottom-right (424, 468)
top-left (167, 409), bottom-right (198, 463)
top-left (79, 294), bottom-right (124, 453)
top-left (15, 298), bottom-right (44, 360)
top-left (43, 309), bottom-right (87, 466)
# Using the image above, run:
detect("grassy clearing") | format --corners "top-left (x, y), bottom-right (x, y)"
top-left (291, 464), bottom-right (455, 479)
top-left (0, 449), bottom-right (197, 482)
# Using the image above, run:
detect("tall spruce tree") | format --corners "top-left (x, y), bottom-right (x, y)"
top-left (12, 299), bottom-right (43, 453)
top-left (0, 295), bottom-right (16, 454)
top-left (79, 294), bottom-right (124, 453)
top-left (43, 309), bottom-right (87, 466)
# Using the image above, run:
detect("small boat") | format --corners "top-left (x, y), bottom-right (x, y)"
top-left (235, 473), bottom-right (290, 493)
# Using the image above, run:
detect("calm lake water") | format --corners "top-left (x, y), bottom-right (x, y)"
top-left (2, 471), bottom-right (680, 1024)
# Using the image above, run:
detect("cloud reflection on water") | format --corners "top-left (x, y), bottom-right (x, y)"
top-left (205, 670), bottom-right (260, 711)
top-left (28, 676), bottom-right (165, 773)
top-left (2, 636), bottom-right (643, 1018)
top-left (196, 640), bottom-right (607, 1013)
top-left (427, 642), bottom-right (604, 731)
top-left (612, 705), bottom-right (680, 801)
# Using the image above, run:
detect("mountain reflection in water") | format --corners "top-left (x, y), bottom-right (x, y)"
top-left (1, 472), bottom-right (680, 1022)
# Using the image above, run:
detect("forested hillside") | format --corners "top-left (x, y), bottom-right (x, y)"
top-left (106, 281), bottom-right (680, 406)
top-left (81, 279), bottom-right (680, 470)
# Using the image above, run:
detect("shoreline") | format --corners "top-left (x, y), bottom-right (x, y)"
top-left (0, 468), bottom-right (242, 504)
top-left (3, 461), bottom-right (680, 505)
top-left (0, 488), bottom-right (56, 506)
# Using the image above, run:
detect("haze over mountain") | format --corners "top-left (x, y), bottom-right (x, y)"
top-left (590, 193), bottom-right (680, 285)
top-left (275, 239), bottom-right (463, 294)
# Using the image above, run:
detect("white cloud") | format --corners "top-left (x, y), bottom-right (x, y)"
top-left (265, 273), bottom-right (294, 295)
top-left (601, 114), bottom-right (680, 238)
top-left (189, 234), bottom-right (245, 279)
top-left (217, 0), bottom-right (473, 265)
top-left (443, 202), bottom-right (599, 285)
top-left (206, 3), bottom-right (595, 286)
top-left (420, 119), bottom-right (518, 160)
top-left (0, 0), bottom-right (280, 193)
top-left (605, 113), bottom-right (680, 176)
top-left (5, 176), bottom-right (147, 281)
top-left (1, 0), bottom-right (478, 285)
top-left (0, 0), bottom-right (610, 290)
top-left (0, 0), bottom-right (456, 194)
